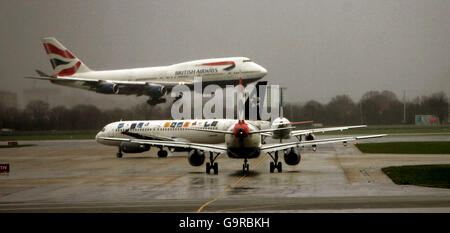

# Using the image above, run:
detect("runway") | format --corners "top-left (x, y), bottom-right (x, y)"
top-left (0, 134), bottom-right (449, 212)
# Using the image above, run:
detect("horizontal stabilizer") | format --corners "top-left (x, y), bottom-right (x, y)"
top-left (35, 69), bottom-right (51, 77)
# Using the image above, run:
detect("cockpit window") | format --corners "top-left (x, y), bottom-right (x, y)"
top-left (101, 127), bottom-right (106, 132)
top-left (243, 59), bottom-right (253, 63)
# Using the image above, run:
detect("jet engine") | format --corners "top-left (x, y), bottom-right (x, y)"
top-left (305, 133), bottom-right (317, 151)
top-left (188, 150), bottom-right (205, 166)
top-left (96, 83), bottom-right (119, 94)
top-left (147, 85), bottom-right (166, 98)
top-left (284, 148), bottom-right (301, 165)
top-left (119, 142), bottom-right (150, 153)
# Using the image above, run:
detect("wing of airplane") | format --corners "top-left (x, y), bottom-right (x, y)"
top-left (99, 137), bottom-right (227, 154)
top-left (260, 125), bottom-right (367, 138)
top-left (121, 130), bottom-right (176, 141)
top-left (187, 126), bottom-right (295, 135)
top-left (25, 75), bottom-right (194, 87)
top-left (261, 134), bottom-right (387, 153)
top-left (271, 120), bottom-right (314, 126)
top-left (101, 133), bottom-right (386, 156)
top-left (25, 75), bottom-right (146, 85)
top-left (290, 125), bottom-right (367, 137)
top-left (25, 75), bottom-right (194, 95)
top-left (187, 128), bottom-right (234, 135)
top-left (252, 127), bottom-right (295, 134)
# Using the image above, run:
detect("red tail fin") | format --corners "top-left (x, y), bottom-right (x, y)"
top-left (42, 37), bottom-right (91, 76)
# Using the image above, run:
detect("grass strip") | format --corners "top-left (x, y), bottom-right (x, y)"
top-left (382, 165), bottom-right (450, 189)
top-left (355, 141), bottom-right (450, 154)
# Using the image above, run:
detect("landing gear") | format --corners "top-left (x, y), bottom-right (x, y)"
top-left (147, 98), bottom-right (166, 106)
top-left (268, 151), bottom-right (282, 173)
top-left (242, 158), bottom-right (250, 174)
top-left (214, 162), bottom-right (218, 174)
top-left (206, 162), bottom-right (218, 174)
top-left (116, 148), bottom-right (123, 158)
top-left (157, 149), bottom-right (168, 158)
top-left (205, 152), bottom-right (220, 174)
top-left (206, 163), bottom-right (210, 173)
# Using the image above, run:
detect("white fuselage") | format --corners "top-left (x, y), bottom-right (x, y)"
top-left (61, 57), bottom-right (267, 91)
top-left (271, 117), bottom-right (292, 140)
top-left (96, 119), bottom-right (270, 146)
top-left (224, 122), bottom-right (263, 158)
top-left (225, 123), bottom-right (262, 149)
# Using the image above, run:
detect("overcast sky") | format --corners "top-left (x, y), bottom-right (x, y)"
top-left (1, 0), bottom-right (448, 106)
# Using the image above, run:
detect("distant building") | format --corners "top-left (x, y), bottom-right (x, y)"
top-left (0, 91), bottom-right (18, 109)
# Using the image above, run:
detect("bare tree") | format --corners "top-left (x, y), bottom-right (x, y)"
top-left (419, 92), bottom-right (448, 124)
top-left (326, 95), bottom-right (358, 125)
top-left (24, 100), bottom-right (50, 130)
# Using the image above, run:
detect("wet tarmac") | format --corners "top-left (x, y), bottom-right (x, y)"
top-left (0, 134), bottom-right (449, 212)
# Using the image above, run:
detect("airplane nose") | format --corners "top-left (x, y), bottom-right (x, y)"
top-left (259, 66), bottom-right (267, 76)
top-left (95, 132), bottom-right (100, 142)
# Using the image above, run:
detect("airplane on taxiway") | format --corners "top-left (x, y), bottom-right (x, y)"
top-left (96, 80), bottom-right (387, 174)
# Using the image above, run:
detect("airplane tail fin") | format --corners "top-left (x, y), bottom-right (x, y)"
top-left (41, 37), bottom-right (91, 76)
top-left (279, 86), bottom-right (284, 118)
